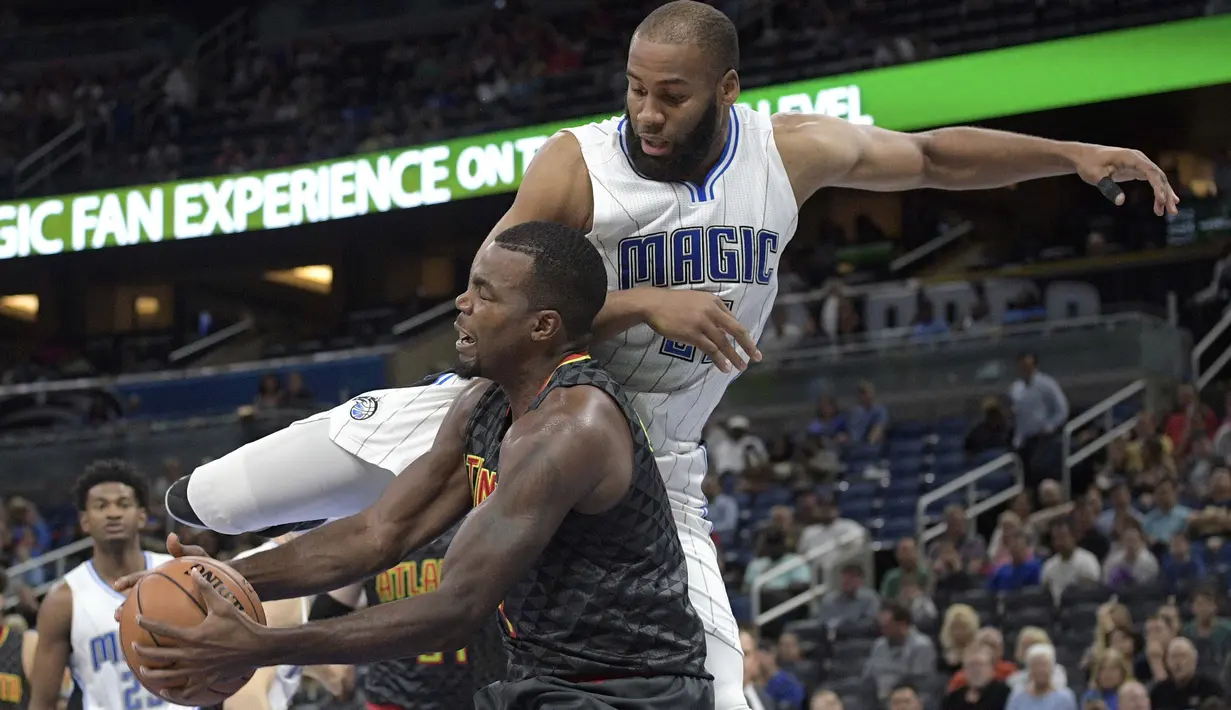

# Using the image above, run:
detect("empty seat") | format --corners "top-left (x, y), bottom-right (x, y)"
top-left (889, 439), bottom-right (927, 457)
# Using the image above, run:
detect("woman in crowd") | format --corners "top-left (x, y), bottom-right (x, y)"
top-left (939, 604), bottom-right (981, 674)
top-left (1007, 644), bottom-right (1078, 710)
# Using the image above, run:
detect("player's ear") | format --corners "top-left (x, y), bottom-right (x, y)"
top-left (531, 310), bottom-right (565, 343)
top-left (137, 506), bottom-right (149, 529)
top-left (719, 69), bottom-right (739, 107)
top-left (77, 511), bottom-right (90, 535)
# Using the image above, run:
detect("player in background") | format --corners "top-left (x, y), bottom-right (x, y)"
top-left (28, 461), bottom-right (196, 710)
top-left (165, 1), bottom-right (1179, 705)
top-left (313, 521), bottom-right (505, 710)
top-left (222, 537), bottom-right (352, 710)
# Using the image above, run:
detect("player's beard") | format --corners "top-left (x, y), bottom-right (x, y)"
top-left (623, 99), bottom-right (721, 183)
top-left (455, 355), bottom-right (481, 380)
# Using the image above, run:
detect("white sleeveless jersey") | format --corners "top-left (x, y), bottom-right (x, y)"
top-left (563, 105), bottom-right (798, 512)
top-left (62, 552), bottom-right (198, 710)
top-left (231, 542), bottom-right (306, 710)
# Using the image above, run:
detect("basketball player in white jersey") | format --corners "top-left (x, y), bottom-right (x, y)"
top-left (221, 537), bottom-right (351, 710)
top-left (161, 2), bottom-right (1178, 705)
top-left (28, 461), bottom-right (196, 710)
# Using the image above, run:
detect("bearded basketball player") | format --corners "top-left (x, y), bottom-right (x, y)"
top-left (163, 2), bottom-right (1178, 706)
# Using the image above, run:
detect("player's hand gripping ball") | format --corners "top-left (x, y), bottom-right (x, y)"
top-left (118, 557), bottom-right (267, 706)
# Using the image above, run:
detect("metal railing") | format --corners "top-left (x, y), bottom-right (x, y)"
top-left (1060, 378), bottom-right (1146, 496)
top-left (750, 527), bottom-right (869, 629)
top-left (3, 538), bottom-right (93, 609)
top-left (168, 318), bottom-right (255, 363)
top-left (391, 300), bottom-right (456, 336)
top-left (916, 452), bottom-right (1024, 545)
top-left (11, 120), bottom-right (90, 196)
top-left (1193, 308), bottom-right (1231, 392)
top-left (888, 221), bottom-right (973, 274)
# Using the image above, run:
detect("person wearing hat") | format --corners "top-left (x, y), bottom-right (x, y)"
top-left (710, 414), bottom-right (768, 477)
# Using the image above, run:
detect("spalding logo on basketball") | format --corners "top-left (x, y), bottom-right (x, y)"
top-left (350, 396), bottom-right (378, 420)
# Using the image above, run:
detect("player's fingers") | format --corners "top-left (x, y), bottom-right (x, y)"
top-left (1096, 176), bottom-right (1125, 207)
top-left (135, 615), bottom-right (192, 642)
top-left (113, 571), bottom-right (148, 594)
top-left (189, 569), bottom-right (232, 612)
top-left (691, 333), bottom-right (730, 373)
top-left (714, 309), bottom-right (761, 363)
top-left (705, 323), bottom-right (746, 372)
top-left (137, 663), bottom-right (196, 684)
top-left (166, 532), bottom-right (183, 556)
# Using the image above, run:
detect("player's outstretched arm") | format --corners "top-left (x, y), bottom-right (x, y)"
top-left (224, 381), bottom-right (491, 601)
top-left (28, 585), bottom-right (72, 710)
top-left (132, 388), bottom-right (630, 676)
top-left (773, 113), bottom-right (1180, 216)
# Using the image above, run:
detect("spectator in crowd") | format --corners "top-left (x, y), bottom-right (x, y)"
top-left (1006, 644), bottom-right (1078, 710)
top-left (863, 602), bottom-right (938, 704)
top-left (988, 511), bottom-right (1034, 570)
top-left (1125, 412), bottom-right (1172, 474)
top-left (712, 415), bottom-right (769, 477)
top-left (1181, 434), bottom-right (1217, 498)
top-left (254, 372), bottom-right (286, 408)
top-left (741, 627), bottom-right (778, 709)
top-left (744, 528), bottom-right (811, 595)
top-left (1073, 494), bottom-right (1112, 560)
top-left (1164, 384), bottom-right (1217, 458)
top-left (760, 306), bottom-right (812, 351)
top-left (932, 538), bottom-right (985, 595)
top-left (816, 562), bottom-right (880, 629)
top-left (1096, 481), bottom-right (1144, 540)
top-left (1009, 352), bottom-right (1070, 487)
top-left (1116, 681), bottom-right (1150, 710)
top-left (928, 505), bottom-right (988, 572)
top-left (1137, 614), bottom-right (1176, 684)
top-left (807, 394), bottom-right (850, 445)
top-left (988, 531), bottom-right (1042, 592)
top-left (702, 475), bottom-right (740, 542)
top-left (1081, 648), bottom-right (1133, 710)
top-left (757, 637), bottom-right (807, 710)
top-left (910, 296), bottom-right (950, 343)
top-left (1088, 603), bottom-right (1135, 668)
top-left (898, 574), bottom-right (939, 629)
top-left (284, 372), bottom-right (316, 407)
top-left (881, 537), bottom-right (931, 599)
top-left (889, 684), bottom-right (925, 710)
top-left (949, 628), bottom-right (1018, 691)
top-left (810, 689), bottom-right (843, 710)
top-left (849, 381), bottom-right (889, 445)
top-left (1181, 584), bottom-right (1231, 665)
top-left (797, 495), bottom-right (866, 563)
top-left (1008, 628), bottom-right (1069, 692)
top-left (1142, 478), bottom-right (1191, 545)
top-left (776, 632), bottom-right (818, 692)
top-left (938, 604), bottom-right (981, 675)
top-left (1103, 523), bottom-right (1159, 588)
top-left (965, 397), bottom-right (1011, 456)
top-left (1149, 638), bottom-right (1223, 710)
top-left (1098, 439), bottom-right (1133, 490)
top-left (942, 646), bottom-right (1011, 710)
top-left (1041, 517), bottom-right (1101, 601)
top-left (1161, 532), bottom-right (1206, 588)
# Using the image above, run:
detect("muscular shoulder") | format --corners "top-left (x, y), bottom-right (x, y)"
top-left (35, 583), bottom-right (73, 634)
top-left (772, 112), bottom-right (863, 202)
top-left (508, 132), bottom-right (593, 232)
top-left (507, 386), bottom-right (627, 455)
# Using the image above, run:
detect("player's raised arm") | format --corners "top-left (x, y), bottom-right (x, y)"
top-left (28, 585), bottom-right (73, 710)
top-left (132, 387), bottom-right (630, 674)
top-left (222, 381), bottom-right (489, 601)
top-left (773, 112), bottom-right (1180, 216)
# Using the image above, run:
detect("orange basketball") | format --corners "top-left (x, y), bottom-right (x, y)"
top-left (118, 557), bottom-right (267, 706)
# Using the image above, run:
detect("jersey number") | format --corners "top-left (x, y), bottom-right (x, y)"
top-left (660, 300), bottom-right (736, 364)
top-left (417, 649), bottom-right (468, 665)
top-left (122, 670), bottom-right (165, 710)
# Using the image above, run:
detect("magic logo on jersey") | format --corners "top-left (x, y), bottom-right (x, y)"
top-left (89, 630), bottom-right (166, 709)
top-left (617, 226), bottom-right (780, 291)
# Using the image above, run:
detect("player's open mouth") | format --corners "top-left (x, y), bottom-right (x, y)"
top-left (640, 136), bottom-right (670, 156)
top-left (455, 322), bottom-right (476, 351)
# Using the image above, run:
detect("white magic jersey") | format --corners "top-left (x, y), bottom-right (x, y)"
top-left (563, 105), bottom-right (798, 513)
top-left (62, 552), bottom-right (198, 710)
top-left (232, 542), bottom-right (306, 710)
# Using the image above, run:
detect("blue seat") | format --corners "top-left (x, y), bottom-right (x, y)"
top-left (925, 492), bottom-right (964, 515)
top-left (846, 442), bottom-right (883, 461)
top-left (842, 498), bottom-right (876, 522)
top-left (1112, 401), bottom-right (1140, 424)
top-left (890, 420), bottom-right (930, 439)
top-left (978, 467), bottom-right (1015, 494)
top-left (883, 498), bottom-right (917, 519)
top-left (972, 448), bottom-right (1008, 466)
top-left (888, 438), bottom-right (926, 457)
top-left (880, 517), bottom-right (917, 541)
top-left (886, 476), bottom-right (921, 497)
top-left (729, 595), bottom-right (752, 623)
top-left (936, 417), bottom-right (969, 436)
top-left (761, 486), bottom-right (794, 506)
top-left (934, 436), bottom-right (965, 455)
top-left (889, 456), bottom-right (924, 477)
top-left (935, 452), bottom-right (967, 475)
top-left (843, 481), bottom-right (880, 503)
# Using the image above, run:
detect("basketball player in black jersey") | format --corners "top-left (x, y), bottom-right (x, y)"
top-left (126, 221), bottom-right (713, 708)
top-left (308, 520), bottom-right (505, 710)
top-left (0, 570), bottom-right (32, 710)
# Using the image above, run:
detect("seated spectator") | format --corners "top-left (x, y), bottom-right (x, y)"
top-left (949, 627), bottom-right (1017, 692)
top-left (1041, 517), bottom-right (1102, 602)
top-left (816, 562), bottom-right (881, 629)
top-left (943, 646), bottom-right (1012, 710)
top-left (1102, 523), bottom-right (1159, 588)
top-left (1182, 434), bottom-right (1218, 498)
top-left (702, 475), bottom-right (740, 541)
top-left (1008, 628), bottom-right (1069, 692)
top-left (988, 531), bottom-right (1042, 592)
top-left (928, 505), bottom-right (988, 572)
top-left (965, 397), bottom-right (1011, 456)
top-left (1161, 532), bottom-right (1207, 588)
top-left (1125, 411), bottom-right (1172, 473)
top-left (1096, 438), bottom-right (1132, 491)
top-left (1181, 584), bottom-right (1231, 667)
top-left (849, 381), bottom-right (889, 445)
top-left (1131, 439), bottom-right (1174, 504)
top-left (711, 415), bottom-right (769, 478)
top-left (932, 538), bottom-right (985, 595)
top-left (863, 602), bottom-right (938, 704)
top-left (898, 575), bottom-right (938, 629)
top-left (1106, 627), bottom-right (1141, 675)
top-left (741, 627), bottom-right (777, 709)
top-left (284, 372), bottom-right (316, 407)
top-left (881, 537), bottom-right (932, 599)
top-left (1073, 494), bottom-right (1112, 560)
top-left (757, 637), bottom-right (807, 709)
top-left (743, 529), bottom-right (811, 594)
top-left (1006, 644), bottom-right (1078, 710)
top-left (910, 297), bottom-right (950, 342)
top-left (889, 684), bottom-right (925, 710)
top-left (797, 496), bottom-right (866, 563)
top-left (1149, 638), bottom-right (1223, 710)
top-left (776, 632), bottom-right (818, 691)
top-left (1115, 682), bottom-right (1149, 710)
top-left (1163, 384), bottom-right (1217, 458)
top-left (938, 604), bottom-right (981, 674)
top-left (807, 394), bottom-right (849, 445)
top-left (988, 511), bottom-right (1034, 570)
top-left (254, 373), bottom-right (286, 408)
top-left (1081, 648), bottom-right (1133, 710)
top-left (1096, 481), bottom-right (1144, 540)
top-left (810, 689), bottom-right (843, 710)
top-left (1086, 603), bottom-right (1135, 670)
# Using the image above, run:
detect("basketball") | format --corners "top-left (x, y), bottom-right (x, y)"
top-left (118, 557), bottom-right (267, 706)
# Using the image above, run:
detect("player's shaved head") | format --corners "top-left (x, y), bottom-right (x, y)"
top-left (493, 221), bottom-right (607, 343)
top-left (634, 0), bottom-right (739, 80)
